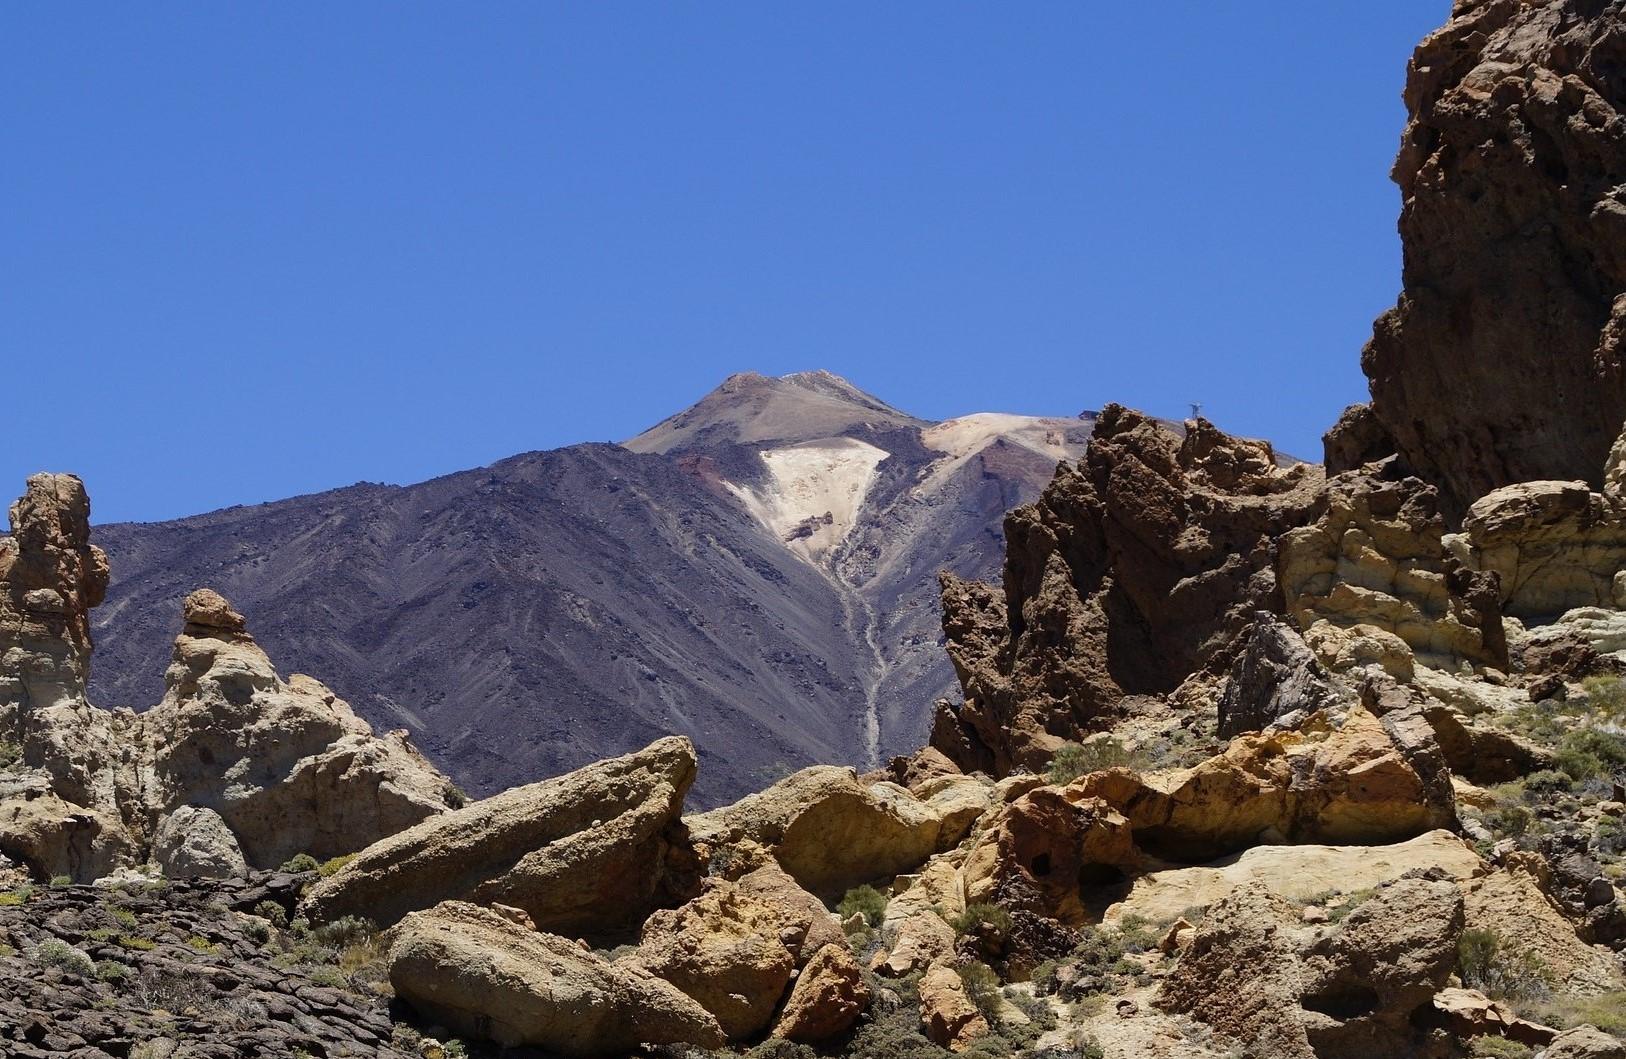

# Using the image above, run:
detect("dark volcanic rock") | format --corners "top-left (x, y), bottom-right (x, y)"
top-left (934, 406), bottom-right (1324, 774)
top-left (1363, 0), bottom-right (1626, 519)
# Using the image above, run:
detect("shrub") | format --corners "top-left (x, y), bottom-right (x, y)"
top-left (118, 935), bottom-right (156, 951)
top-left (1522, 769), bottom-right (1574, 795)
top-left (35, 940), bottom-right (95, 976)
top-left (1486, 804), bottom-right (1533, 839)
top-left (0, 740), bottom-right (21, 769)
top-left (253, 900), bottom-right (288, 928)
top-left (317, 854), bottom-right (356, 878)
top-left (49, 874), bottom-right (72, 888)
top-left (1458, 928), bottom-right (1551, 1003)
top-left (1521, 989), bottom-right (1626, 1035)
top-left (1115, 914), bottom-right (1157, 953)
top-left (0, 885), bottom-right (33, 907)
top-left (1597, 816), bottom-right (1626, 857)
top-left (957, 961), bottom-right (1001, 1019)
top-left (279, 853), bottom-right (320, 874)
top-left (1468, 1037), bottom-right (1533, 1059)
top-left (1581, 675), bottom-right (1626, 722)
top-left (744, 1041), bottom-right (819, 1059)
top-left (951, 903), bottom-right (1012, 939)
top-left (311, 915), bottom-right (376, 950)
top-left (1558, 728), bottom-right (1626, 781)
top-left (444, 785), bottom-right (469, 809)
top-left (95, 960), bottom-right (133, 983)
top-left (839, 884), bottom-right (888, 929)
top-left (185, 935), bottom-right (219, 954)
top-left (1048, 738), bottom-right (1140, 785)
top-left (107, 905), bottom-right (138, 927)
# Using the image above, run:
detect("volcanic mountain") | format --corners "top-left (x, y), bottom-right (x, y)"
top-left (88, 371), bottom-right (1107, 803)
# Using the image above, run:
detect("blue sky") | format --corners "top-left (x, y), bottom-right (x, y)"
top-left (3, 3), bottom-right (1448, 524)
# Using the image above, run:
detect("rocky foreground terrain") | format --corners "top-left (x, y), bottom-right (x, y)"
top-left (6, 0), bottom-right (1626, 1057)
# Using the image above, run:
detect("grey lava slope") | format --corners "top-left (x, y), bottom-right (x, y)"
top-left (89, 371), bottom-right (1106, 803)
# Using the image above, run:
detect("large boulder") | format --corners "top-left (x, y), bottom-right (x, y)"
top-left (1218, 613), bottom-right (1349, 737)
top-left (1074, 707), bottom-right (1456, 862)
top-left (385, 901), bottom-right (725, 1054)
top-left (960, 786), bottom-right (1136, 923)
top-left (1361, 0), bottom-right (1626, 519)
top-left (686, 765), bottom-right (959, 898)
top-left (630, 880), bottom-right (800, 1040)
top-left (919, 958), bottom-right (990, 1052)
top-left (1459, 481), bottom-right (1626, 622)
top-left (303, 736), bottom-right (699, 936)
top-left (141, 589), bottom-right (459, 868)
top-left (152, 805), bottom-right (247, 879)
top-left (1157, 876), bottom-right (1465, 1059)
top-left (772, 943), bottom-right (871, 1042)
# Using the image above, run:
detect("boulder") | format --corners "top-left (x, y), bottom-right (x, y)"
top-left (772, 943), bottom-right (871, 1042)
top-left (385, 901), bottom-right (724, 1054)
top-left (1429, 987), bottom-right (1555, 1047)
top-left (303, 736), bottom-right (700, 936)
top-left (736, 860), bottom-right (846, 957)
top-left (152, 805), bottom-right (247, 879)
top-left (686, 765), bottom-right (957, 898)
top-left (1465, 861), bottom-right (1625, 994)
top-left (961, 786), bottom-right (1136, 923)
top-left (1361, 0), bottom-right (1626, 519)
top-left (630, 880), bottom-right (799, 1040)
top-left (919, 958), bottom-right (990, 1052)
top-left (1545, 1026), bottom-right (1626, 1059)
top-left (1157, 876), bottom-right (1464, 1059)
top-left (1074, 707), bottom-right (1456, 862)
top-left (1460, 482), bottom-right (1626, 622)
top-left (1102, 830), bottom-right (1481, 926)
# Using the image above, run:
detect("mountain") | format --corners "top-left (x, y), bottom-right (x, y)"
top-left (86, 371), bottom-right (1112, 804)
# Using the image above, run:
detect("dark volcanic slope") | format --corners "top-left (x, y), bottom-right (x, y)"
top-left (89, 372), bottom-right (1101, 804)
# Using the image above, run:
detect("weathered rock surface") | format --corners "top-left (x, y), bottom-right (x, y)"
top-left (152, 804), bottom-right (248, 879)
top-left (686, 765), bottom-right (961, 897)
top-left (1217, 613), bottom-right (1348, 737)
top-left (1545, 1025), bottom-right (1626, 1059)
top-left (1362, 0), bottom-right (1626, 519)
top-left (772, 942), bottom-right (871, 1042)
top-left (303, 736), bottom-right (700, 936)
top-left (631, 880), bottom-right (800, 1040)
top-left (1076, 707), bottom-right (1456, 862)
top-left (935, 406), bottom-right (1324, 773)
top-left (1461, 480), bottom-right (1626, 622)
top-left (142, 589), bottom-right (458, 868)
top-left (961, 786), bottom-right (1137, 923)
top-left (1158, 876), bottom-right (1465, 1059)
top-left (385, 900), bottom-right (725, 1054)
top-left (0, 872), bottom-right (415, 1059)
top-left (1103, 830), bottom-right (1481, 926)
top-left (919, 958), bottom-right (990, 1052)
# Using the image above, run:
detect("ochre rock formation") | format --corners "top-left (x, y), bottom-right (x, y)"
top-left (1361, 0), bottom-right (1626, 518)
top-left (301, 736), bottom-right (700, 936)
top-left (384, 901), bottom-right (725, 1054)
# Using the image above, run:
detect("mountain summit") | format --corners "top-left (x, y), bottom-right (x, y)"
top-left (88, 373), bottom-right (1110, 803)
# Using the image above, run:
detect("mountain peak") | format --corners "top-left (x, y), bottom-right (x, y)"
top-left (623, 370), bottom-right (925, 454)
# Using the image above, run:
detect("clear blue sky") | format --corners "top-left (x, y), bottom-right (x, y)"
top-left (3, 3), bottom-right (1448, 524)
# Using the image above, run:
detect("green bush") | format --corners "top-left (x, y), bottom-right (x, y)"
top-left (1581, 675), bottom-right (1626, 721)
top-left (1557, 728), bottom-right (1626, 781)
top-left (839, 884), bottom-right (888, 929)
top-left (279, 853), bottom-right (320, 874)
top-left (49, 875), bottom-right (72, 888)
top-left (744, 1040), bottom-right (819, 1059)
top-left (0, 885), bottom-right (33, 907)
top-left (317, 853), bottom-right (356, 878)
top-left (1048, 738), bottom-right (1140, 785)
top-left (1458, 928), bottom-right (1551, 1003)
top-left (0, 740), bottom-right (21, 769)
top-left (34, 940), bottom-right (94, 977)
top-left (951, 903), bottom-right (1012, 939)
top-left (1522, 769), bottom-right (1574, 795)
top-left (253, 899), bottom-right (288, 928)
top-left (957, 961), bottom-right (1001, 1018)
top-left (95, 960), bottom-right (132, 983)
top-left (1468, 1036), bottom-right (1533, 1059)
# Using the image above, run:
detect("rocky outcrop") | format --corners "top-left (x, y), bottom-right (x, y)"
top-left (685, 765), bottom-right (972, 898)
top-left (142, 589), bottom-right (458, 868)
top-left (935, 407), bottom-right (1324, 773)
top-left (303, 737), bottom-right (700, 936)
top-left (1460, 480), bottom-right (1626, 621)
top-left (1361, 0), bottom-right (1626, 519)
top-left (1075, 708), bottom-right (1455, 862)
top-left (0, 474), bottom-right (109, 712)
top-left (1278, 464), bottom-right (1505, 669)
top-left (1157, 876), bottom-right (1465, 1059)
top-left (961, 786), bottom-right (1137, 923)
top-left (629, 881), bottom-right (799, 1040)
top-left (1217, 614), bottom-right (1348, 737)
top-left (385, 901), bottom-right (725, 1054)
